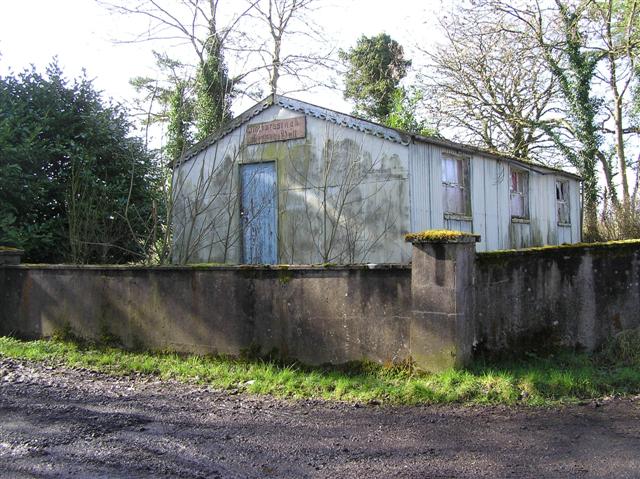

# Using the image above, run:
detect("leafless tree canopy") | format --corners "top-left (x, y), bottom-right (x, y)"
top-left (420, 2), bottom-right (559, 164)
top-left (100, 0), bottom-right (336, 100)
top-left (481, 0), bottom-right (640, 234)
top-left (244, 0), bottom-right (337, 96)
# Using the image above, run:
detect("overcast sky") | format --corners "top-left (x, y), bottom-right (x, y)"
top-left (0, 0), bottom-right (446, 116)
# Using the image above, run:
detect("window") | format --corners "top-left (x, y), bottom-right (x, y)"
top-left (556, 180), bottom-right (570, 224)
top-left (510, 168), bottom-right (529, 219)
top-left (442, 154), bottom-right (470, 216)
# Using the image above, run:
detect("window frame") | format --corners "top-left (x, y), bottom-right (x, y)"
top-left (556, 179), bottom-right (571, 225)
top-left (441, 153), bottom-right (471, 218)
top-left (509, 167), bottom-right (530, 221)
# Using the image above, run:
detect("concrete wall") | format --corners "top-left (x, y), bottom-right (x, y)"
top-left (3, 240), bottom-right (638, 369)
top-left (410, 238), bottom-right (477, 369)
top-left (475, 242), bottom-right (640, 353)
top-left (0, 264), bottom-right (412, 366)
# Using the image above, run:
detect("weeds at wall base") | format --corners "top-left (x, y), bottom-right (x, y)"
top-left (1, 335), bottom-right (640, 406)
top-left (596, 327), bottom-right (640, 367)
top-left (51, 322), bottom-right (80, 343)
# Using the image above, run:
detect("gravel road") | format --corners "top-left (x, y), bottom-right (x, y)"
top-left (1, 357), bottom-right (639, 478)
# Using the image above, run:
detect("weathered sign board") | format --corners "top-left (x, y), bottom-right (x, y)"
top-left (246, 116), bottom-right (306, 145)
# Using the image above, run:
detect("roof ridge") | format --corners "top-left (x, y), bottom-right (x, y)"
top-left (176, 94), bottom-right (580, 180)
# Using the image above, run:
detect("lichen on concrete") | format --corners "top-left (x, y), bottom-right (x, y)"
top-left (477, 238), bottom-right (640, 262)
top-left (188, 262), bottom-right (229, 269)
top-left (405, 229), bottom-right (480, 243)
top-left (277, 269), bottom-right (293, 284)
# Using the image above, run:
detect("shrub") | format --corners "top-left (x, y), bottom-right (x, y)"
top-left (598, 203), bottom-right (640, 241)
top-left (597, 327), bottom-right (640, 367)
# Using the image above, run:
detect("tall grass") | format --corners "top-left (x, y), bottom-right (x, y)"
top-left (1, 334), bottom-right (639, 406)
top-left (598, 202), bottom-right (640, 241)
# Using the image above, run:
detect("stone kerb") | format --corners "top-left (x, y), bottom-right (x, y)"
top-left (0, 247), bottom-right (24, 265)
top-left (405, 231), bottom-right (480, 371)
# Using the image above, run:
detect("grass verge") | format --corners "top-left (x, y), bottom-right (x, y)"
top-left (1, 335), bottom-right (639, 406)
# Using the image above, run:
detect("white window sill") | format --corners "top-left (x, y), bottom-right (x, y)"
top-left (511, 217), bottom-right (530, 224)
top-left (558, 222), bottom-right (572, 227)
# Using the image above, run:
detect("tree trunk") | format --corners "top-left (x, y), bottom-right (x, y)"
top-left (271, 36), bottom-right (281, 95)
top-left (582, 174), bottom-right (600, 241)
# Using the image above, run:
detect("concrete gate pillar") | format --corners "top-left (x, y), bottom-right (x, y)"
top-left (406, 232), bottom-right (480, 371)
top-left (0, 248), bottom-right (23, 265)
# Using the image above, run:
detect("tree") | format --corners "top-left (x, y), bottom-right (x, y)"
top-left (130, 51), bottom-right (195, 162)
top-left (340, 33), bottom-right (411, 124)
top-left (101, 0), bottom-right (250, 141)
top-left (193, 12), bottom-right (236, 140)
top-left (0, 62), bottom-right (159, 263)
top-left (421, 3), bottom-right (557, 162)
top-left (590, 0), bottom-right (640, 209)
top-left (385, 87), bottom-right (437, 136)
top-left (544, 0), bottom-right (604, 239)
top-left (484, 0), bottom-right (636, 239)
top-left (248, 0), bottom-right (333, 96)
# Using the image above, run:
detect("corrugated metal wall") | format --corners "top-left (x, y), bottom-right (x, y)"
top-left (174, 102), bottom-right (581, 264)
top-left (409, 142), bottom-right (581, 251)
top-left (409, 142), bottom-right (438, 232)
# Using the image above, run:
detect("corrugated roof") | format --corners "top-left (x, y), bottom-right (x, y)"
top-left (178, 94), bottom-right (581, 180)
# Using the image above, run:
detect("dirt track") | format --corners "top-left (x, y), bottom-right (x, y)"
top-left (1, 357), bottom-right (639, 478)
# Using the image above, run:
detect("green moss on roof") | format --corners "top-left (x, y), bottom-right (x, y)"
top-left (405, 229), bottom-right (480, 243)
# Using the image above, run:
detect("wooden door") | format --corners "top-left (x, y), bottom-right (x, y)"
top-left (241, 162), bottom-right (277, 264)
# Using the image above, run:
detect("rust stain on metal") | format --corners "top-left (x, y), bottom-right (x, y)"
top-left (246, 116), bottom-right (306, 145)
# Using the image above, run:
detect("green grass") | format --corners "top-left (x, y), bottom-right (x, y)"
top-left (1, 335), bottom-right (639, 406)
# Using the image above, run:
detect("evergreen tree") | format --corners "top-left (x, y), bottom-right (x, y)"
top-left (340, 33), bottom-right (411, 123)
top-left (0, 62), bottom-right (159, 263)
top-left (194, 36), bottom-right (234, 141)
top-left (385, 87), bottom-right (436, 136)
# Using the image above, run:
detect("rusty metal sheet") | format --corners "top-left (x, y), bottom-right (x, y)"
top-left (245, 116), bottom-right (306, 145)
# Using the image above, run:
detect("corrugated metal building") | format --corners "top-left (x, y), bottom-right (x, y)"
top-left (172, 94), bottom-right (581, 264)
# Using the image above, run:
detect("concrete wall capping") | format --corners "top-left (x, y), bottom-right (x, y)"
top-left (405, 230), bottom-right (481, 244)
top-left (8, 263), bottom-right (410, 272)
top-left (0, 248), bottom-right (24, 265)
top-left (477, 238), bottom-right (640, 259)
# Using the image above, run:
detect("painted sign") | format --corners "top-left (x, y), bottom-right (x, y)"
top-left (246, 116), bottom-right (306, 145)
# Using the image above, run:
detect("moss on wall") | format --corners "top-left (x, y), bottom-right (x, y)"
top-left (405, 229), bottom-right (479, 243)
top-left (475, 236), bottom-right (640, 355)
top-left (188, 263), bottom-right (229, 268)
top-left (277, 268), bottom-right (293, 284)
top-left (477, 238), bottom-right (640, 265)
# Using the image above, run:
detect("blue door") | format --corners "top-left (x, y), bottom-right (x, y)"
top-left (241, 162), bottom-right (277, 264)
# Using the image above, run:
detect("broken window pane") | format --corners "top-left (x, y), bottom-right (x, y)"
top-left (556, 180), bottom-right (570, 224)
top-left (442, 155), bottom-right (470, 215)
top-left (510, 168), bottom-right (529, 219)
top-left (442, 157), bottom-right (458, 184)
